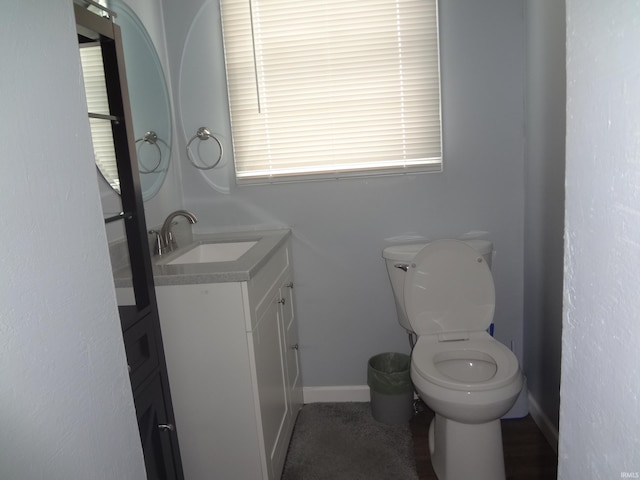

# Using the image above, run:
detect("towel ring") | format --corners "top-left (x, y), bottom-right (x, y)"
top-left (186, 127), bottom-right (223, 170)
top-left (135, 131), bottom-right (166, 174)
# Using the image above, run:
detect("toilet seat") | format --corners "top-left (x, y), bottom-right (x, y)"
top-left (411, 334), bottom-right (520, 392)
top-left (405, 240), bottom-right (519, 392)
top-left (404, 239), bottom-right (495, 336)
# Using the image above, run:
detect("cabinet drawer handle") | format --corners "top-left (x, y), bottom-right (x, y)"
top-left (291, 343), bottom-right (299, 350)
top-left (158, 424), bottom-right (174, 432)
top-left (285, 282), bottom-right (294, 289)
top-left (278, 298), bottom-right (286, 305)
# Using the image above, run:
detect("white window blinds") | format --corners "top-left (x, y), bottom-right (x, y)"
top-left (220, 0), bottom-right (442, 184)
top-left (79, 44), bottom-right (121, 193)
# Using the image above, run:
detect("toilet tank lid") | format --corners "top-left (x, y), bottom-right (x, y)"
top-left (382, 243), bottom-right (427, 261)
top-left (461, 239), bottom-right (493, 255)
top-left (382, 239), bottom-right (493, 261)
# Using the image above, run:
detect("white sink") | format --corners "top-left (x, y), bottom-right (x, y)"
top-left (167, 241), bottom-right (258, 264)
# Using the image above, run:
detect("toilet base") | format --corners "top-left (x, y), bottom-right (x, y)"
top-left (429, 413), bottom-right (506, 480)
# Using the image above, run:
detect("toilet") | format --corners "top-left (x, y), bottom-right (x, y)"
top-left (383, 239), bottom-right (523, 480)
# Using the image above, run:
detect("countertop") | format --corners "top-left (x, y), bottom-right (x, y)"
top-left (114, 228), bottom-right (291, 287)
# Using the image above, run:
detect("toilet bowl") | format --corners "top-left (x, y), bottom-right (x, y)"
top-left (383, 239), bottom-right (523, 480)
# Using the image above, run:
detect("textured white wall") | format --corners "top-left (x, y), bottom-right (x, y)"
top-left (0, 2), bottom-right (146, 478)
top-left (523, 0), bottom-right (565, 439)
top-left (560, 0), bottom-right (640, 477)
top-left (161, 0), bottom-right (528, 394)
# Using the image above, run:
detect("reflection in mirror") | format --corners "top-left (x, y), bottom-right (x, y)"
top-left (83, 0), bottom-right (172, 201)
top-left (80, 44), bottom-right (121, 192)
top-left (77, 5), bottom-right (136, 306)
top-left (112, 0), bottom-right (172, 200)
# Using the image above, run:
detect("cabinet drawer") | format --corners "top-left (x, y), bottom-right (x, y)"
top-left (123, 312), bottom-right (160, 390)
top-left (248, 243), bottom-right (289, 329)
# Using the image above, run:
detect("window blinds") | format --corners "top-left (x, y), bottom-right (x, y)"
top-left (220, 0), bottom-right (442, 184)
top-left (79, 44), bottom-right (120, 192)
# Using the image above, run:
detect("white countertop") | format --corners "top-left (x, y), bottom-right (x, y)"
top-left (114, 228), bottom-right (291, 287)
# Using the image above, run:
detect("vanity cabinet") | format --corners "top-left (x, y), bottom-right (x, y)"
top-left (156, 239), bottom-right (302, 480)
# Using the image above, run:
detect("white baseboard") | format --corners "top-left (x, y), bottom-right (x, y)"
top-left (528, 392), bottom-right (559, 454)
top-left (303, 385), bottom-right (371, 403)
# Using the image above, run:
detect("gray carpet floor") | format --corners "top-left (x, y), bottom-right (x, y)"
top-left (281, 402), bottom-right (418, 480)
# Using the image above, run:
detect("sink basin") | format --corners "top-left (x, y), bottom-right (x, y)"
top-left (167, 241), bottom-right (258, 264)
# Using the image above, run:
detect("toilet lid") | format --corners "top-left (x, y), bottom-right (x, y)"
top-left (404, 239), bottom-right (495, 336)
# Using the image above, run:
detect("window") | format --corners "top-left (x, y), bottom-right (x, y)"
top-left (220, 0), bottom-right (442, 184)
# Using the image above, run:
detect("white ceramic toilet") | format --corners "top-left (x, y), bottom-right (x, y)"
top-left (383, 239), bottom-right (523, 480)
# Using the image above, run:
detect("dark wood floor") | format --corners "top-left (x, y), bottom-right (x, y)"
top-left (410, 407), bottom-right (558, 479)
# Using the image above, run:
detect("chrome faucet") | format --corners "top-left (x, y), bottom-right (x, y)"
top-left (154, 210), bottom-right (198, 255)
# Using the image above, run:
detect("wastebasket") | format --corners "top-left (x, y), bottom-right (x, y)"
top-left (367, 352), bottom-right (414, 425)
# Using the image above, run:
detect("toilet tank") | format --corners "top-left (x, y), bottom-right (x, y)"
top-left (382, 239), bottom-right (494, 332)
top-left (459, 239), bottom-right (493, 269)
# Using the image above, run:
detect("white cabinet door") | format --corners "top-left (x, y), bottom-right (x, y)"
top-left (280, 278), bottom-right (303, 414)
top-left (250, 297), bottom-right (290, 479)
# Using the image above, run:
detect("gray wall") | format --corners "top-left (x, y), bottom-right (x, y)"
top-left (560, 0), bottom-right (640, 476)
top-left (161, 0), bottom-right (528, 389)
top-left (0, 1), bottom-right (146, 478)
top-left (523, 0), bottom-right (565, 437)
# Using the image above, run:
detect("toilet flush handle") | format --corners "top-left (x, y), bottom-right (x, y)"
top-left (394, 263), bottom-right (410, 272)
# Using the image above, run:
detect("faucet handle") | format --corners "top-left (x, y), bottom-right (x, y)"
top-left (149, 229), bottom-right (164, 256)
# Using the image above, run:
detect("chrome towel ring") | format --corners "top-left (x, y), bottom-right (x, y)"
top-left (135, 130), bottom-right (167, 174)
top-left (186, 127), bottom-right (223, 170)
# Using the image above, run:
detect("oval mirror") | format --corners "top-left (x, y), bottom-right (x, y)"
top-left (97, 0), bottom-right (172, 201)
